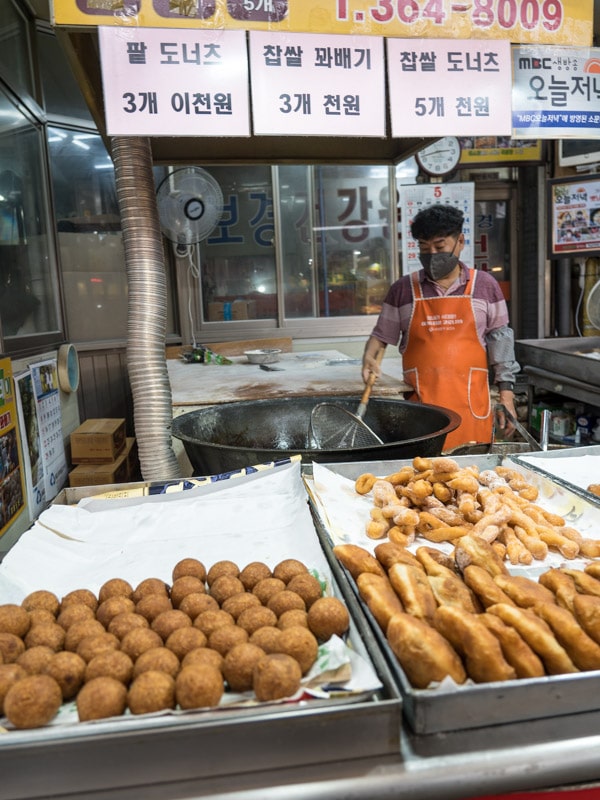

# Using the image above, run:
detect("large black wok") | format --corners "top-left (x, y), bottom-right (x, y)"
top-left (172, 396), bottom-right (460, 475)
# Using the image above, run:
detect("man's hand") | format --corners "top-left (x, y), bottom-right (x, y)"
top-left (362, 341), bottom-right (385, 384)
top-left (496, 390), bottom-right (517, 438)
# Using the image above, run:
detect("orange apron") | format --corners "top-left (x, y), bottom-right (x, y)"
top-left (402, 269), bottom-right (492, 449)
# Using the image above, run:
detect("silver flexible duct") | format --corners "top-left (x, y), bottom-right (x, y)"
top-left (111, 136), bottom-right (181, 481)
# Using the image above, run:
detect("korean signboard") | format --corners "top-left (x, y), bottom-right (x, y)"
top-left (249, 31), bottom-right (384, 136)
top-left (98, 27), bottom-right (250, 136)
top-left (512, 45), bottom-right (600, 138)
top-left (387, 38), bottom-right (512, 137)
top-left (0, 358), bottom-right (25, 538)
top-left (548, 175), bottom-right (600, 258)
top-left (52, 1), bottom-right (594, 47)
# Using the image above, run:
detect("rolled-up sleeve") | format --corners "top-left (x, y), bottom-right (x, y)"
top-left (486, 325), bottom-right (520, 386)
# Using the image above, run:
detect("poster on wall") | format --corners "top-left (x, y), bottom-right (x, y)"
top-left (14, 370), bottom-right (46, 519)
top-left (399, 183), bottom-right (475, 274)
top-left (0, 357), bottom-right (26, 538)
top-left (548, 175), bottom-right (600, 258)
top-left (512, 45), bottom-right (600, 138)
top-left (30, 360), bottom-right (67, 502)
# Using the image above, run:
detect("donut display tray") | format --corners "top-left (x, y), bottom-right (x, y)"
top-left (0, 462), bottom-right (402, 800)
top-left (306, 455), bottom-right (600, 737)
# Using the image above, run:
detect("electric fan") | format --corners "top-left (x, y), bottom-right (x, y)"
top-left (156, 167), bottom-right (224, 245)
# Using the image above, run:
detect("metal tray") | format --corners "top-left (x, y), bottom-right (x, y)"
top-left (305, 456), bottom-right (600, 736)
top-left (512, 444), bottom-right (600, 509)
top-left (0, 466), bottom-right (402, 800)
top-left (515, 336), bottom-right (600, 386)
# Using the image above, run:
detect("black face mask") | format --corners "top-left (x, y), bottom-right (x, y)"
top-left (419, 239), bottom-right (460, 280)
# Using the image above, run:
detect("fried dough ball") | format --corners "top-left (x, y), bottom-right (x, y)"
top-left (172, 558), bottom-right (207, 583)
top-left (16, 645), bottom-right (55, 675)
top-left (135, 594), bottom-right (173, 623)
top-left (208, 625), bottom-right (248, 657)
top-left (307, 597), bottom-right (350, 642)
top-left (132, 578), bottom-right (170, 604)
top-left (273, 559), bottom-right (308, 584)
top-left (249, 626), bottom-right (283, 654)
top-left (28, 609), bottom-right (56, 628)
top-left (128, 670), bottom-right (176, 714)
top-left (44, 651), bottom-right (86, 700)
top-left (96, 596), bottom-right (135, 628)
top-left (277, 610), bottom-right (309, 631)
top-left (85, 650), bottom-right (134, 685)
top-left (239, 562), bottom-right (272, 591)
top-left (61, 589), bottom-right (98, 614)
top-left (193, 609), bottom-right (235, 637)
top-left (0, 604), bottom-right (31, 638)
top-left (253, 653), bottom-right (302, 702)
top-left (206, 560), bottom-right (239, 587)
top-left (223, 643), bottom-right (266, 692)
top-left (175, 664), bottom-right (224, 709)
top-left (98, 578), bottom-right (134, 604)
top-left (179, 593), bottom-right (219, 620)
top-left (209, 575), bottom-right (246, 605)
top-left (0, 632), bottom-right (25, 663)
top-left (64, 620), bottom-right (105, 652)
top-left (151, 609), bottom-right (192, 641)
top-left (56, 603), bottom-right (95, 631)
top-left (77, 676), bottom-right (128, 721)
top-left (252, 578), bottom-right (286, 606)
top-left (182, 647), bottom-right (224, 673)
top-left (120, 628), bottom-right (163, 661)
top-left (132, 646), bottom-right (180, 679)
top-left (0, 663), bottom-right (27, 713)
top-left (286, 574), bottom-right (323, 609)
top-left (4, 674), bottom-right (62, 729)
top-left (267, 590), bottom-right (306, 617)
top-left (165, 626), bottom-right (207, 660)
top-left (107, 611), bottom-right (149, 640)
top-left (25, 623), bottom-right (66, 653)
top-left (21, 590), bottom-right (60, 616)
top-left (278, 626), bottom-right (319, 675)
top-left (76, 632), bottom-right (120, 663)
top-left (221, 592), bottom-right (262, 621)
top-left (170, 576), bottom-right (206, 608)
top-left (237, 606), bottom-right (278, 636)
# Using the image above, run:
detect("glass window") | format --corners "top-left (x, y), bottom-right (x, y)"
top-left (315, 164), bottom-right (393, 317)
top-left (0, 90), bottom-right (60, 342)
top-left (193, 164), bottom-right (395, 326)
top-left (49, 127), bottom-right (176, 343)
top-left (36, 29), bottom-right (94, 124)
top-left (0, 1), bottom-right (34, 101)
top-left (198, 165), bottom-right (276, 322)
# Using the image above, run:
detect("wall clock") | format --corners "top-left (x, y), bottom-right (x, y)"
top-left (416, 137), bottom-right (462, 177)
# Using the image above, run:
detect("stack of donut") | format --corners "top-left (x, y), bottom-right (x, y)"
top-left (334, 457), bottom-right (600, 689)
top-left (0, 557), bottom-right (350, 729)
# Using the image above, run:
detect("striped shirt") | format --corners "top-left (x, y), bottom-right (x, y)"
top-left (370, 264), bottom-right (519, 386)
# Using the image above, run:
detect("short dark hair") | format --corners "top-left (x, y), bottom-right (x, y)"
top-left (410, 204), bottom-right (464, 240)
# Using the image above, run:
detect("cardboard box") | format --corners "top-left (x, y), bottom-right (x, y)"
top-left (232, 299), bottom-right (257, 320)
top-left (70, 418), bottom-right (126, 463)
top-left (208, 302), bottom-right (225, 321)
top-left (68, 447), bottom-right (129, 487)
top-left (123, 437), bottom-right (139, 480)
top-left (207, 300), bottom-right (257, 321)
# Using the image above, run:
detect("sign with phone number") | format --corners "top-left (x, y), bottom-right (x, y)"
top-left (52, 1), bottom-right (593, 47)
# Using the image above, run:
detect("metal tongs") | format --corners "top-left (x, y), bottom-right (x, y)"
top-left (495, 403), bottom-right (549, 451)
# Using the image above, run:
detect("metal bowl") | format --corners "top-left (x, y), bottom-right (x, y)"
top-left (244, 348), bottom-right (281, 364)
top-left (172, 396), bottom-right (461, 474)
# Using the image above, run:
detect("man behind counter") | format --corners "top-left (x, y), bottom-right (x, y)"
top-left (362, 204), bottom-right (519, 450)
